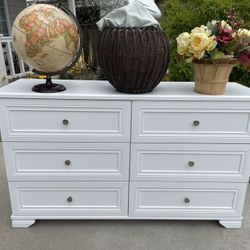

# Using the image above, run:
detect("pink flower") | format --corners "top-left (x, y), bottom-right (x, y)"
top-left (216, 29), bottom-right (234, 44)
top-left (238, 50), bottom-right (250, 69)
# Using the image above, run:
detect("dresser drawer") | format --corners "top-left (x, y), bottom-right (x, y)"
top-left (131, 144), bottom-right (250, 182)
top-left (129, 182), bottom-right (247, 218)
top-left (132, 101), bottom-right (250, 142)
top-left (9, 182), bottom-right (128, 217)
top-left (1, 100), bottom-right (131, 142)
top-left (4, 142), bottom-right (129, 181)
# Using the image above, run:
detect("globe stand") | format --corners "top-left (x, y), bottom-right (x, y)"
top-left (32, 75), bottom-right (66, 93)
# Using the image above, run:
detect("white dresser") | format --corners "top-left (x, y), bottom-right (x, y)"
top-left (0, 79), bottom-right (250, 229)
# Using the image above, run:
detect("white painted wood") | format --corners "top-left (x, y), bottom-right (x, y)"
top-left (12, 220), bottom-right (36, 229)
top-left (0, 37), bottom-right (31, 82)
top-left (9, 182), bottom-right (128, 217)
top-left (130, 143), bottom-right (250, 182)
top-left (68, 0), bottom-right (76, 15)
top-left (6, 41), bottom-right (15, 76)
top-left (0, 99), bottom-right (131, 142)
top-left (9, 217), bottom-right (243, 229)
top-left (219, 220), bottom-right (242, 229)
top-left (10, 215), bottom-right (243, 221)
top-left (9, 216), bottom-right (244, 229)
top-left (3, 142), bottom-right (130, 181)
top-left (0, 38), bottom-right (7, 85)
top-left (129, 182), bottom-right (247, 218)
top-left (17, 57), bottom-right (25, 74)
top-left (0, 80), bottom-right (250, 229)
top-left (1, 80), bottom-right (250, 101)
top-left (132, 101), bottom-right (250, 143)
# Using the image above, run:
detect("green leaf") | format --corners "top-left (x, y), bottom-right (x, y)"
top-left (238, 46), bottom-right (250, 54)
top-left (206, 21), bottom-right (217, 35)
top-left (223, 40), bottom-right (242, 53)
top-left (209, 49), bottom-right (225, 59)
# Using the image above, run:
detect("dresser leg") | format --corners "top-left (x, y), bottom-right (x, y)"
top-left (219, 219), bottom-right (242, 229)
top-left (12, 219), bottom-right (36, 228)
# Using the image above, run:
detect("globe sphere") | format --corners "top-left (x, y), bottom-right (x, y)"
top-left (12, 4), bottom-right (80, 73)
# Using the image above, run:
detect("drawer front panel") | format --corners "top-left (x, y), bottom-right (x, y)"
top-left (132, 101), bottom-right (250, 142)
top-left (2, 100), bottom-right (131, 142)
top-left (131, 144), bottom-right (249, 182)
top-left (4, 142), bottom-right (130, 181)
top-left (9, 182), bottom-right (128, 216)
top-left (129, 182), bottom-right (247, 218)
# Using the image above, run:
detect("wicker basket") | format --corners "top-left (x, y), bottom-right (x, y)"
top-left (97, 27), bottom-right (170, 94)
top-left (194, 58), bottom-right (237, 95)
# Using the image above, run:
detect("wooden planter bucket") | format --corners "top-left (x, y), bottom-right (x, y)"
top-left (194, 58), bottom-right (237, 95)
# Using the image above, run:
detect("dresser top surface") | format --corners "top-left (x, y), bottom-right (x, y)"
top-left (1, 79), bottom-right (250, 101)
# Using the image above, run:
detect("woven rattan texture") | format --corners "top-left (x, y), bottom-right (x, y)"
top-left (98, 27), bottom-right (170, 94)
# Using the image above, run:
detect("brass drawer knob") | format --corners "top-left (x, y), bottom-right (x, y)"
top-left (65, 160), bottom-right (71, 166)
top-left (184, 197), bottom-right (190, 204)
top-left (188, 161), bottom-right (195, 167)
top-left (193, 120), bottom-right (200, 126)
top-left (67, 196), bottom-right (73, 203)
top-left (63, 119), bottom-right (69, 125)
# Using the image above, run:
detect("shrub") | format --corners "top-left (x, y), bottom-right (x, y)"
top-left (161, 0), bottom-right (250, 85)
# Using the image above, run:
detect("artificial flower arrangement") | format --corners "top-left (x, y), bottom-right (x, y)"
top-left (176, 11), bottom-right (250, 67)
top-left (176, 10), bottom-right (250, 95)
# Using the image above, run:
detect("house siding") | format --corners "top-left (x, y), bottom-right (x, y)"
top-left (7, 0), bottom-right (26, 28)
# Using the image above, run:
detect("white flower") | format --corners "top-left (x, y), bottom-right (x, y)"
top-left (238, 29), bottom-right (250, 38)
top-left (176, 32), bottom-right (191, 56)
top-left (221, 20), bottom-right (232, 30)
top-left (191, 25), bottom-right (211, 36)
top-left (206, 36), bottom-right (217, 51)
top-left (211, 20), bottom-right (217, 26)
top-left (189, 33), bottom-right (208, 59)
top-left (190, 32), bottom-right (209, 53)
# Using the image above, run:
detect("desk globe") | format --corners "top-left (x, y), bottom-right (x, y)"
top-left (12, 3), bottom-right (83, 93)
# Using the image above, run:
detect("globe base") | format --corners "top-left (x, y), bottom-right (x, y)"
top-left (32, 83), bottom-right (66, 93)
top-left (32, 74), bottom-right (66, 93)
